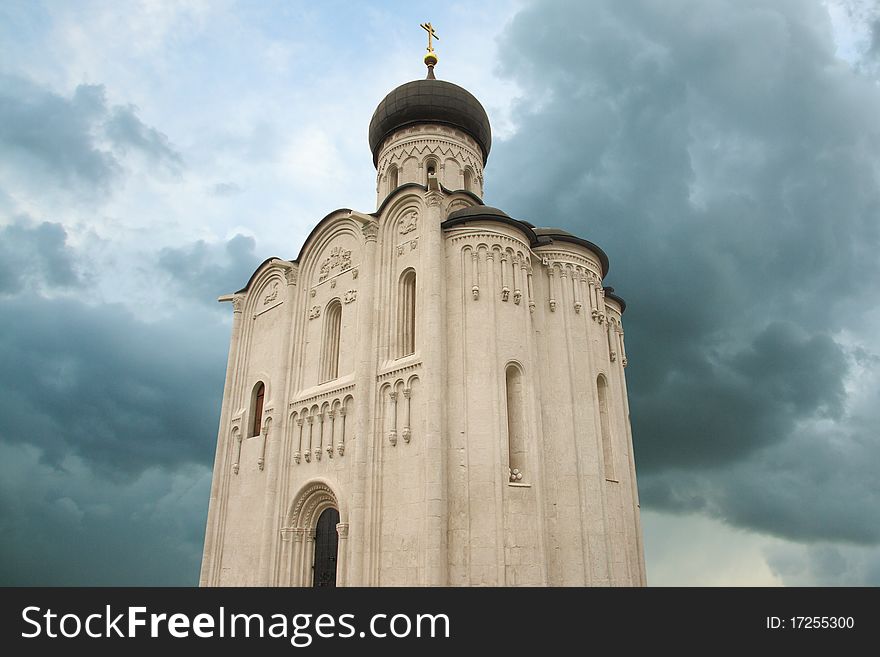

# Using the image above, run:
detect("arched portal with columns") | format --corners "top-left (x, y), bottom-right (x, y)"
top-left (278, 479), bottom-right (349, 586)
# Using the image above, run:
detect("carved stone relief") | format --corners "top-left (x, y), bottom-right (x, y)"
top-left (398, 210), bottom-right (418, 235)
top-left (318, 246), bottom-right (352, 282)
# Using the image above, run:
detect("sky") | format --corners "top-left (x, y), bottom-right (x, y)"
top-left (1, 0), bottom-right (879, 586)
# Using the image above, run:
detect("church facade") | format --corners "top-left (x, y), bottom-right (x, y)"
top-left (200, 52), bottom-right (646, 587)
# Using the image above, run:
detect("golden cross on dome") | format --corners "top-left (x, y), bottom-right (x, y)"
top-left (420, 22), bottom-right (439, 53)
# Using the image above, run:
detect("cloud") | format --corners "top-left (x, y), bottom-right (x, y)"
top-left (492, 0), bottom-right (880, 545)
top-left (208, 181), bottom-right (243, 197)
top-left (0, 74), bottom-right (182, 196)
top-left (105, 103), bottom-right (183, 171)
top-left (158, 233), bottom-right (262, 305)
top-left (0, 217), bottom-right (85, 294)
top-left (0, 294), bottom-right (227, 476)
top-left (0, 442), bottom-right (210, 585)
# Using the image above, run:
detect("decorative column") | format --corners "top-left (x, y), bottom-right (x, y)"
top-left (513, 256), bottom-right (523, 305)
top-left (471, 249), bottom-right (480, 300)
top-left (402, 387), bottom-right (412, 443)
top-left (326, 409), bottom-right (336, 459)
top-left (588, 276), bottom-right (598, 320)
top-left (231, 427), bottom-right (242, 475)
top-left (388, 390), bottom-right (398, 446)
top-left (292, 528), bottom-right (306, 586)
top-left (200, 294), bottom-right (246, 585)
top-left (548, 265), bottom-right (558, 312)
top-left (294, 417), bottom-right (303, 464)
top-left (607, 320), bottom-right (617, 362)
top-left (527, 264), bottom-right (535, 313)
top-left (337, 406), bottom-right (346, 456)
top-left (422, 188), bottom-right (448, 586)
top-left (302, 531), bottom-right (316, 586)
top-left (500, 251), bottom-right (510, 301)
top-left (278, 528), bottom-right (295, 586)
top-left (315, 410), bottom-right (324, 462)
top-left (305, 415), bottom-right (313, 463)
top-left (336, 522), bottom-right (350, 586)
top-left (258, 421), bottom-right (269, 471)
top-left (349, 215), bottom-right (379, 586)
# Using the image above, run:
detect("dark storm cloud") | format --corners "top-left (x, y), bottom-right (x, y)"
top-left (0, 442), bottom-right (211, 585)
top-left (0, 217), bottom-right (84, 293)
top-left (0, 75), bottom-right (182, 192)
top-left (158, 233), bottom-right (261, 305)
top-left (0, 295), bottom-right (227, 476)
top-left (492, 0), bottom-right (880, 543)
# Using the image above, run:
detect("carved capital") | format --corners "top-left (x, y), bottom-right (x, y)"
top-left (337, 442), bottom-right (345, 456)
top-left (472, 286), bottom-right (480, 300)
top-left (314, 447), bottom-right (322, 462)
top-left (293, 451), bottom-right (301, 464)
top-left (304, 451), bottom-right (311, 463)
top-left (231, 296), bottom-right (244, 314)
top-left (403, 387), bottom-right (411, 399)
top-left (336, 522), bottom-right (350, 539)
top-left (326, 444), bottom-right (334, 458)
top-left (501, 287), bottom-right (510, 302)
top-left (402, 427), bottom-right (411, 443)
top-left (514, 290), bottom-right (522, 305)
top-left (284, 268), bottom-right (298, 286)
top-left (549, 300), bottom-right (557, 312)
top-left (574, 301), bottom-right (583, 314)
top-left (388, 430), bottom-right (397, 446)
top-left (362, 222), bottom-right (379, 242)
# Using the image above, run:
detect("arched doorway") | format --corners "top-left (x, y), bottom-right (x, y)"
top-left (280, 480), bottom-right (347, 586)
top-left (312, 507), bottom-right (340, 587)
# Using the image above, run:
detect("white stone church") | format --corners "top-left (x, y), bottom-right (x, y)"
top-left (200, 45), bottom-right (646, 587)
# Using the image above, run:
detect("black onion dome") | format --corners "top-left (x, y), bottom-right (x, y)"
top-left (369, 79), bottom-right (492, 166)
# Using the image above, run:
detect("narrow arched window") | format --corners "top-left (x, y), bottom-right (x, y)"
top-left (321, 299), bottom-right (342, 382)
top-left (597, 374), bottom-right (614, 480)
top-left (387, 164), bottom-right (398, 192)
top-left (251, 382), bottom-right (265, 437)
top-left (463, 167), bottom-right (473, 192)
top-left (398, 269), bottom-right (416, 357)
top-left (506, 364), bottom-right (526, 482)
top-left (425, 158), bottom-right (438, 184)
